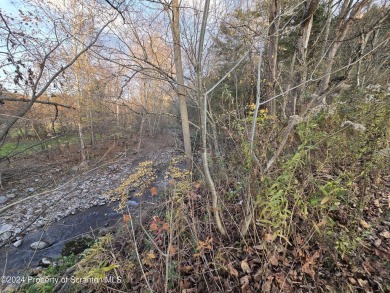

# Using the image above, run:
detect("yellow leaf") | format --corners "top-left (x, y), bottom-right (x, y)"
top-left (147, 251), bottom-right (156, 259)
top-left (360, 220), bottom-right (370, 229)
top-left (357, 278), bottom-right (368, 288)
top-left (264, 233), bottom-right (276, 243)
top-left (349, 278), bottom-right (357, 285)
top-left (241, 258), bottom-right (252, 274)
top-left (380, 230), bottom-right (390, 238)
top-left (321, 197), bottom-right (330, 204)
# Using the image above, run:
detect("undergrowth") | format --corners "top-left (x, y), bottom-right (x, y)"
top-left (18, 88), bottom-right (389, 292)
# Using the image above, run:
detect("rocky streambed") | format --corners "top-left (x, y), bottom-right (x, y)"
top-left (0, 146), bottom-right (177, 280)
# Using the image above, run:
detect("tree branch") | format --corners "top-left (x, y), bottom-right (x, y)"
top-left (0, 95), bottom-right (75, 109)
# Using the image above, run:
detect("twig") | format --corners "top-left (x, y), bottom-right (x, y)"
top-left (0, 96), bottom-right (75, 109)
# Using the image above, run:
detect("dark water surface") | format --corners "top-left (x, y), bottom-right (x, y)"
top-left (0, 204), bottom-right (122, 277)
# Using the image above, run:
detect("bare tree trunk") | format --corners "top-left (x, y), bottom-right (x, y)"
top-left (319, 0), bottom-right (372, 94)
top-left (267, 0), bottom-right (280, 116)
top-left (116, 103), bottom-right (120, 128)
top-left (73, 16), bottom-right (88, 168)
top-left (320, 0), bottom-right (334, 57)
top-left (137, 113), bottom-right (144, 152)
top-left (294, 0), bottom-right (319, 110)
top-left (89, 109), bottom-right (95, 146)
top-left (242, 38), bottom-right (264, 237)
top-left (77, 121), bottom-right (87, 166)
top-left (169, 0), bottom-right (192, 165)
top-left (197, 0), bottom-right (226, 236)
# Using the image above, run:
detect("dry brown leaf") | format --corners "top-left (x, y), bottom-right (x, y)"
top-left (295, 235), bottom-right (304, 245)
top-left (301, 251), bottom-right (320, 279)
top-left (241, 258), bottom-right (252, 274)
top-left (180, 278), bottom-right (193, 290)
top-left (150, 186), bottom-right (158, 196)
top-left (374, 248), bottom-right (390, 260)
top-left (302, 262), bottom-right (315, 279)
top-left (380, 230), bottom-right (390, 238)
top-left (264, 233), bottom-right (276, 243)
top-left (162, 222), bottom-right (170, 231)
top-left (274, 272), bottom-right (292, 292)
top-left (189, 191), bottom-right (200, 200)
top-left (261, 276), bottom-right (274, 292)
top-left (169, 244), bottom-right (176, 255)
top-left (317, 219), bottom-right (327, 227)
top-left (146, 251), bottom-right (156, 259)
top-left (193, 181), bottom-right (202, 189)
top-left (227, 262), bottom-right (239, 277)
top-left (362, 261), bottom-right (376, 274)
top-left (357, 278), bottom-right (371, 292)
top-left (321, 197), bottom-right (330, 204)
top-left (123, 214), bottom-right (131, 223)
top-left (240, 275), bottom-right (250, 285)
top-left (374, 238), bottom-right (382, 247)
top-left (179, 265), bottom-right (194, 273)
top-left (360, 220), bottom-right (370, 229)
top-left (349, 278), bottom-right (357, 285)
top-left (253, 244), bottom-right (267, 251)
top-left (269, 255), bottom-right (278, 266)
top-left (253, 268), bottom-right (262, 282)
top-left (241, 283), bottom-right (252, 293)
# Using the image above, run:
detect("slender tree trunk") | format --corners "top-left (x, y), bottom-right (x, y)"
top-left (356, 33), bottom-right (369, 87)
top-left (242, 38), bottom-right (264, 237)
top-left (319, 0), bottom-right (372, 94)
top-left (197, 0), bottom-right (226, 236)
top-left (320, 0), bottom-right (334, 57)
top-left (73, 16), bottom-right (88, 168)
top-left (137, 113), bottom-right (144, 152)
top-left (116, 103), bottom-right (120, 128)
top-left (169, 0), bottom-right (192, 165)
top-left (89, 109), bottom-right (95, 146)
top-left (267, 0), bottom-right (280, 116)
top-left (294, 0), bottom-right (319, 110)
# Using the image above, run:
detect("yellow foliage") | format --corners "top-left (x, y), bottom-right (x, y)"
top-left (110, 160), bottom-right (157, 210)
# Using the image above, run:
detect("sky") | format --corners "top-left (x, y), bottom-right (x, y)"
top-left (0, 0), bottom-right (20, 15)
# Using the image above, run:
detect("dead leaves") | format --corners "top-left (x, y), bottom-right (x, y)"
top-left (227, 262), bottom-right (239, 277)
top-left (149, 216), bottom-right (169, 246)
top-left (380, 230), bottom-right (390, 239)
top-left (264, 233), bottom-right (277, 243)
top-left (150, 186), bottom-right (158, 196)
top-left (149, 216), bottom-right (169, 233)
top-left (269, 255), bottom-right (278, 266)
top-left (123, 214), bottom-right (131, 223)
top-left (169, 244), bottom-right (176, 255)
top-left (360, 219), bottom-right (371, 229)
top-left (194, 237), bottom-right (213, 257)
top-left (240, 275), bottom-right (252, 293)
top-left (241, 258), bottom-right (252, 274)
top-left (301, 251), bottom-right (320, 279)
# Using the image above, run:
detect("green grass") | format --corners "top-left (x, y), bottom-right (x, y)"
top-left (0, 136), bottom-right (76, 157)
top-left (0, 133), bottom-right (106, 158)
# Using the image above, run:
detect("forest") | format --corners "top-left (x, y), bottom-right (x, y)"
top-left (0, 0), bottom-right (389, 292)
